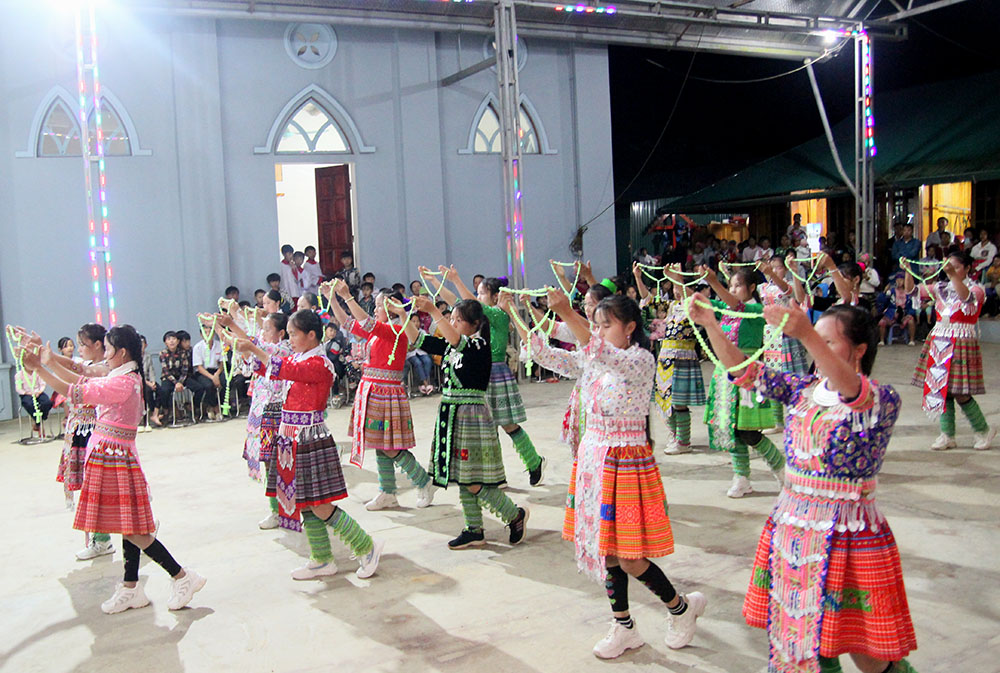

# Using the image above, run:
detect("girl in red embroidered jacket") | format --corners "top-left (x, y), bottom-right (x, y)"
top-left (23, 325), bottom-right (206, 615)
top-left (323, 280), bottom-right (434, 511)
top-left (237, 309), bottom-right (384, 581)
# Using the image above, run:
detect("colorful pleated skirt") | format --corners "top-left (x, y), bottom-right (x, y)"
top-left (911, 334), bottom-right (984, 396)
top-left (73, 423), bottom-right (155, 535)
top-left (348, 369), bottom-right (415, 453)
top-left (565, 425), bottom-right (673, 583)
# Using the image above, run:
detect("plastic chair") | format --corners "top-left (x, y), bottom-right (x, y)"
top-left (169, 388), bottom-right (195, 428)
top-left (17, 405), bottom-right (56, 445)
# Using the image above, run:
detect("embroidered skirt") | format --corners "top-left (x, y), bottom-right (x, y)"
top-left (244, 402), bottom-right (282, 481)
top-left (486, 362), bottom-right (527, 426)
top-left (56, 428), bottom-right (90, 491)
top-left (763, 335), bottom-right (810, 377)
top-left (744, 478), bottom-right (916, 669)
top-left (430, 391), bottom-right (505, 487)
top-left (567, 434), bottom-right (673, 583)
top-left (73, 424), bottom-right (155, 535)
top-left (911, 335), bottom-right (984, 397)
top-left (348, 371), bottom-right (415, 455)
top-left (654, 357), bottom-right (706, 418)
top-left (705, 369), bottom-right (774, 451)
top-left (265, 428), bottom-right (347, 508)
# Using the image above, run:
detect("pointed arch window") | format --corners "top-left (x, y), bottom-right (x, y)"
top-left (472, 102), bottom-right (541, 155)
top-left (276, 99), bottom-right (351, 154)
top-left (38, 98), bottom-right (82, 157)
top-left (86, 99), bottom-right (131, 156)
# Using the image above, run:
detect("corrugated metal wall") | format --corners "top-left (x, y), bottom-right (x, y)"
top-left (627, 198), bottom-right (677, 259)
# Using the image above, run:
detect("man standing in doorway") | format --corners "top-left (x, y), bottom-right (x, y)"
top-left (925, 217), bottom-right (949, 249)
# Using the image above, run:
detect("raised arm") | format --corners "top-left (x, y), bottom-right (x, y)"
top-left (217, 313), bottom-right (249, 341)
top-left (758, 259), bottom-right (789, 294)
top-left (335, 279), bottom-right (371, 322)
top-left (420, 266), bottom-right (458, 306)
top-left (632, 261), bottom-right (651, 300)
top-left (785, 252), bottom-right (807, 305)
top-left (413, 295), bottom-right (460, 347)
top-left (823, 253), bottom-right (853, 304)
top-left (764, 303), bottom-right (860, 400)
top-left (686, 292), bottom-right (747, 370)
top-left (901, 259), bottom-right (916, 295)
top-left (579, 260), bottom-right (597, 288)
top-left (944, 261), bottom-right (971, 302)
top-left (446, 265), bottom-right (477, 301)
top-left (548, 288), bottom-right (590, 345)
top-left (551, 259), bottom-right (576, 296)
top-left (497, 291), bottom-right (529, 342)
top-left (701, 266), bottom-right (740, 309)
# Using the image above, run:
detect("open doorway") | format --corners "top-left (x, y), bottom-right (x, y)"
top-left (274, 162), bottom-right (355, 278)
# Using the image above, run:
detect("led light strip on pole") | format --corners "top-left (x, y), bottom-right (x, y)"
top-left (74, 3), bottom-right (116, 326)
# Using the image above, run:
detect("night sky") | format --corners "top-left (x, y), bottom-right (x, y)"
top-left (607, 0), bottom-right (1000, 204)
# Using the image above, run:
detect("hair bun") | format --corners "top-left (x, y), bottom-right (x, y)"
top-left (498, 277), bottom-right (510, 288)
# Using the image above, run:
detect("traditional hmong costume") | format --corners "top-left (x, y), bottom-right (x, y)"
top-left (344, 317), bottom-right (430, 500)
top-left (244, 339), bottom-right (291, 482)
top-left (258, 344), bottom-right (377, 570)
top-left (760, 282), bottom-right (810, 376)
top-left (258, 345), bottom-right (345, 531)
top-left (345, 317), bottom-right (416, 466)
top-left (704, 300), bottom-right (784, 484)
top-left (734, 362), bottom-right (916, 673)
top-left (643, 298), bottom-right (706, 451)
top-left (528, 335), bottom-right (672, 582)
top-left (56, 361), bottom-right (108, 494)
top-left (911, 279), bottom-right (985, 420)
top-left (481, 304), bottom-right (543, 473)
top-left (70, 363), bottom-right (155, 536)
top-left (415, 330), bottom-right (524, 541)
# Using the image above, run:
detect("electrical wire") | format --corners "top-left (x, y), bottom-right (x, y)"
top-left (572, 50), bottom-right (697, 237)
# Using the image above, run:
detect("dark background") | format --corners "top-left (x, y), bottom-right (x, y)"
top-left (607, 0), bottom-right (1000, 204)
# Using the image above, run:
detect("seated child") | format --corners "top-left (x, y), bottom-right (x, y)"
top-left (878, 273), bottom-right (917, 346)
top-left (15, 369), bottom-right (53, 431)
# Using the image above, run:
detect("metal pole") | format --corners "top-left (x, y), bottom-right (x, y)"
top-left (494, 0), bottom-right (526, 289)
top-left (853, 27), bottom-right (875, 255)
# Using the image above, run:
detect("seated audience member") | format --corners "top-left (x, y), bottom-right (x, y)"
top-left (15, 368), bottom-right (53, 431)
top-left (158, 331), bottom-right (190, 420)
top-left (254, 288), bottom-right (266, 308)
top-left (187, 327), bottom-right (224, 420)
top-left (878, 273), bottom-right (917, 346)
top-left (224, 285), bottom-right (240, 302)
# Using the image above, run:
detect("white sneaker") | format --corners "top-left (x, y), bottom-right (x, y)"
top-left (101, 583), bottom-right (150, 615)
top-left (258, 512), bottom-right (280, 530)
top-left (592, 620), bottom-right (645, 659)
top-left (291, 559), bottom-right (338, 580)
top-left (664, 441), bottom-right (692, 455)
top-left (356, 539), bottom-right (385, 579)
top-left (415, 483), bottom-right (435, 508)
top-left (973, 426), bottom-right (997, 451)
top-left (166, 569), bottom-right (206, 610)
top-left (664, 591), bottom-right (707, 649)
top-left (727, 475), bottom-right (753, 498)
top-left (930, 433), bottom-right (957, 451)
top-left (907, 341), bottom-right (916, 346)
top-left (365, 491), bottom-right (399, 511)
top-left (76, 539), bottom-right (115, 561)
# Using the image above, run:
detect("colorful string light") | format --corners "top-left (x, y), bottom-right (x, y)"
top-left (75, 5), bottom-right (115, 326)
top-left (862, 31), bottom-right (876, 158)
top-left (553, 4), bottom-right (617, 13)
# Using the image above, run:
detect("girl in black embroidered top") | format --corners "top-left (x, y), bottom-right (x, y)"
top-left (403, 296), bottom-right (529, 550)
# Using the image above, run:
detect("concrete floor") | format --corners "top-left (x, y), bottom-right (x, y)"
top-left (1, 344), bottom-right (998, 673)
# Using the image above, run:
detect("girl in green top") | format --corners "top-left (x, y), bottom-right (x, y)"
top-left (699, 266), bottom-right (785, 499)
top-left (421, 266), bottom-right (546, 487)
